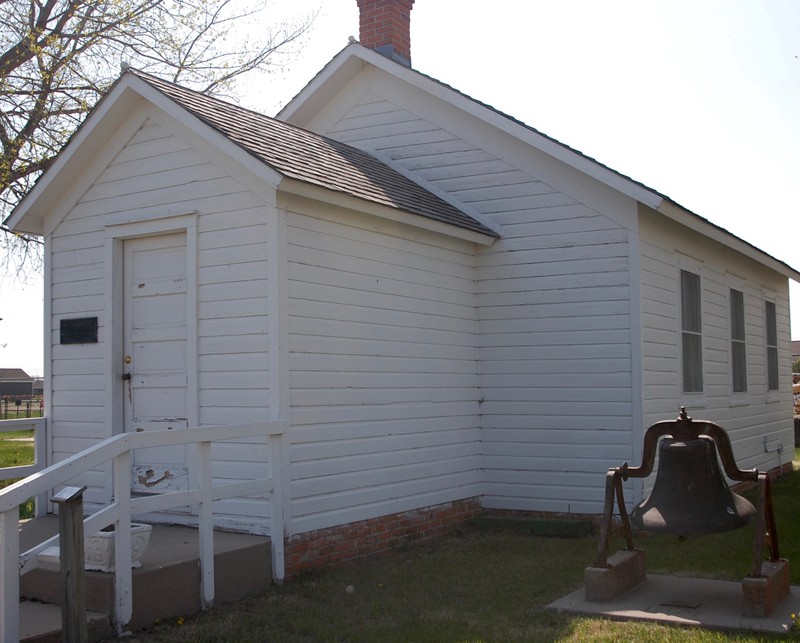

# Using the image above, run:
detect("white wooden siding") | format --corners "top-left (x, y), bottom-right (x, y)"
top-left (284, 199), bottom-right (481, 533)
top-left (326, 94), bottom-right (635, 516)
top-left (47, 116), bottom-right (275, 530)
top-left (638, 206), bottom-right (794, 474)
top-left (477, 197), bottom-right (632, 514)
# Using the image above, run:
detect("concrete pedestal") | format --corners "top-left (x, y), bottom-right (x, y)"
top-left (742, 559), bottom-right (790, 617)
top-left (584, 549), bottom-right (646, 602)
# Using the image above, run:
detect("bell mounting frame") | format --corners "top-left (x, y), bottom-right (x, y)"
top-left (593, 407), bottom-right (781, 579)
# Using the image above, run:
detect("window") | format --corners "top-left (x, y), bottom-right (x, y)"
top-left (680, 269), bottom-right (702, 393)
top-left (765, 300), bottom-right (779, 391)
top-left (730, 289), bottom-right (747, 393)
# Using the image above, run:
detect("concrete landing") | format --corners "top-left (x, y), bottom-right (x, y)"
top-left (19, 601), bottom-right (112, 643)
top-left (18, 516), bottom-right (272, 640)
top-left (548, 574), bottom-right (800, 635)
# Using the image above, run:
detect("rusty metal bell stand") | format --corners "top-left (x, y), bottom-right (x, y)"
top-left (588, 408), bottom-right (786, 612)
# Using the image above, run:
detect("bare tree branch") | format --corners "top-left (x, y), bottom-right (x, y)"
top-left (0, 0), bottom-right (314, 277)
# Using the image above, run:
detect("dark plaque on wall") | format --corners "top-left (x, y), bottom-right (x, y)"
top-left (60, 317), bottom-right (98, 344)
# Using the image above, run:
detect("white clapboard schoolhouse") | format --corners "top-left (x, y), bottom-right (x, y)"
top-left (6, 0), bottom-right (799, 575)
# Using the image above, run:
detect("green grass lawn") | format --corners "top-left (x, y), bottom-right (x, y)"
top-left (3, 433), bottom-right (797, 641)
top-left (104, 455), bottom-right (800, 642)
top-left (0, 430), bottom-right (36, 517)
top-left (0, 430), bottom-right (34, 477)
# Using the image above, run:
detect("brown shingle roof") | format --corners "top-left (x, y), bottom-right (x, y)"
top-left (0, 368), bottom-right (31, 380)
top-left (132, 71), bottom-right (497, 238)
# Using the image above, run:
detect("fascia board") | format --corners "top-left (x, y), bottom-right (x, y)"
top-left (127, 76), bottom-right (284, 193)
top-left (7, 73), bottom-right (284, 236)
top-left (6, 79), bottom-right (147, 235)
top-left (422, 80), bottom-right (665, 210)
top-left (656, 199), bottom-right (800, 281)
top-left (276, 44), bottom-right (366, 123)
top-left (280, 45), bottom-right (664, 211)
top-left (278, 177), bottom-right (497, 247)
top-left (285, 46), bottom-right (796, 282)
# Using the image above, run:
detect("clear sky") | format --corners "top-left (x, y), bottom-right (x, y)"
top-left (1, 0), bottom-right (798, 377)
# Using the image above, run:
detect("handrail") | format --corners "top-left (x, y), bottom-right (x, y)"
top-left (0, 421), bottom-right (283, 512)
top-left (0, 420), bottom-right (287, 641)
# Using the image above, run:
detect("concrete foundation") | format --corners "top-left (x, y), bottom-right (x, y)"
top-left (584, 549), bottom-right (646, 602)
top-left (549, 574), bottom-right (800, 634)
top-left (742, 559), bottom-right (791, 617)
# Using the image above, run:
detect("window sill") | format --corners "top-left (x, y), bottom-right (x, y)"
top-left (729, 394), bottom-right (751, 407)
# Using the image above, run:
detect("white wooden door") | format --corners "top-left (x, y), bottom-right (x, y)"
top-left (123, 233), bottom-right (190, 494)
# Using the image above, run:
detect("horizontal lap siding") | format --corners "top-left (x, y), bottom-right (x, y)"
top-left (476, 189), bottom-right (632, 514)
top-left (49, 118), bottom-right (274, 525)
top-left (286, 205), bottom-right (481, 534)
top-left (639, 208), bottom-right (793, 474)
top-left (326, 94), bottom-right (636, 517)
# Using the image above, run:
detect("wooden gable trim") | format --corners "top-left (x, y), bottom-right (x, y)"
top-left (281, 44), bottom-right (800, 282)
top-left (653, 201), bottom-right (800, 282)
top-left (280, 44), bottom-right (662, 209)
top-left (6, 73), bottom-right (283, 236)
top-left (6, 87), bottom-right (147, 235)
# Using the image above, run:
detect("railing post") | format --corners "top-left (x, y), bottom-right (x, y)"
top-left (113, 450), bottom-right (133, 634)
top-left (34, 418), bottom-right (48, 517)
top-left (269, 432), bottom-right (285, 583)
top-left (52, 485), bottom-right (88, 643)
top-left (0, 508), bottom-right (20, 643)
top-left (198, 440), bottom-right (215, 609)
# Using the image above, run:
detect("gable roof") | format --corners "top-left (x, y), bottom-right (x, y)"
top-left (133, 71), bottom-right (497, 238)
top-left (280, 43), bottom-right (800, 282)
top-left (0, 368), bottom-right (31, 381)
top-left (4, 68), bottom-right (497, 242)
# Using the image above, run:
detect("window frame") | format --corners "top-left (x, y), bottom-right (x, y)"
top-left (729, 286), bottom-right (748, 396)
top-left (765, 298), bottom-right (779, 393)
top-left (679, 267), bottom-right (704, 396)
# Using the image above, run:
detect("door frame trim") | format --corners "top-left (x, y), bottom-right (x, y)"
top-left (104, 214), bottom-right (199, 461)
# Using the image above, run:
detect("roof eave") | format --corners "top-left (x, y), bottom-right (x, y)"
top-left (279, 44), bottom-right (666, 211)
top-left (656, 199), bottom-right (800, 282)
top-left (283, 45), bottom-right (799, 282)
top-left (5, 72), bottom-right (285, 236)
top-left (4, 75), bottom-right (146, 235)
top-left (277, 43), bottom-right (366, 123)
top-left (278, 177), bottom-right (497, 246)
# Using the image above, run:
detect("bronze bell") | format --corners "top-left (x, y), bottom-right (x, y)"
top-left (591, 408), bottom-right (784, 605)
top-left (630, 435), bottom-right (757, 537)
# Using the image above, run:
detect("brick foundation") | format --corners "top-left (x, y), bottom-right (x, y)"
top-left (742, 559), bottom-right (791, 617)
top-left (284, 497), bottom-right (481, 576)
top-left (584, 549), bottom-right (647, 602)
top-left (281, 458), bottom-right (792, 577)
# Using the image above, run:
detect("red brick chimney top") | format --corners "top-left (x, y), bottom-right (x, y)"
top-left (356, 0), bottom-right (415, 67)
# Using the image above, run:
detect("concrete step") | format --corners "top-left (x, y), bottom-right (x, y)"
top-left (20, 601), bottom-right (112, 643)
top-left (18, 516), bottom-right (272, 637)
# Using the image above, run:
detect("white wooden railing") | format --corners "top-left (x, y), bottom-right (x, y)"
top-left (0, 421), bottom-right (286, 641)
top-left (0, 418), bottom-right (47, 516)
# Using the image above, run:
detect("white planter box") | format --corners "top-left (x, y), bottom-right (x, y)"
top-left (39, 522), bottom-right (153, 572)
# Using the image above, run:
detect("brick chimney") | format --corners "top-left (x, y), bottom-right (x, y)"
top-left (356, 0), bottom-right (415, 67)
